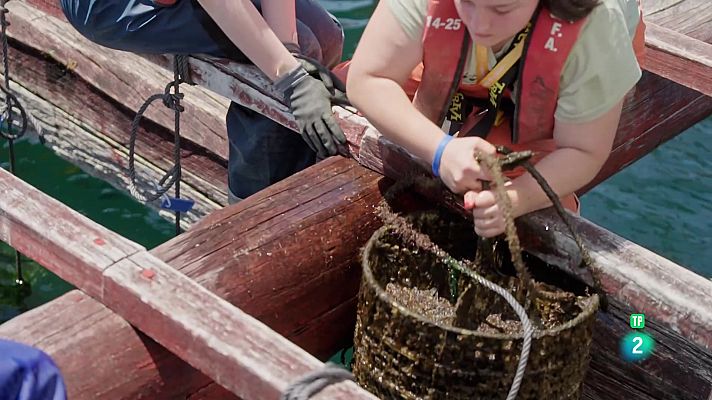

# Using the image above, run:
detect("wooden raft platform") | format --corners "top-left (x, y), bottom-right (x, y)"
top-left (1, 157), bottom-right (711, 400)
top-left (642, 0), bottom-right (712, 97)
top-left (0, 163), bottom-right (380, 400)
top-left (0, 0), bottom-right (710, 399)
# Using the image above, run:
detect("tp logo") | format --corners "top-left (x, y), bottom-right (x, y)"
top-left (620, 313), bottom-right (655, 362)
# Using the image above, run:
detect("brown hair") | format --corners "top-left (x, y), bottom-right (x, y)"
top-left (543, 0), bottom-right (600, 21)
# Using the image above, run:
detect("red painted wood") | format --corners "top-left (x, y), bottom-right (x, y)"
top-left (9, 1), bottom-right (230, 160)
top-left (0, 157), bottom-right (385, 399)
top-left (0, 169), bottom-right (144, 298)
top-left (579, 72), bottom-right (712, 193)
top-left (0, 291), bottom-right (223, 400)
top-left (102, 252), bottom-right (377, 400)
top-left (642, 47), bottom-right (712, 98)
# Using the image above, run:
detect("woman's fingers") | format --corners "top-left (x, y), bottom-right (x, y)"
top-left (475, 224), bottom-right (504, 238)
top-left (471, 190), bottom-right (505, 238)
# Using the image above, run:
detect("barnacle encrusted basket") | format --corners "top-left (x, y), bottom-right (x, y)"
top-left (352, 210), bottom-right (599, 399)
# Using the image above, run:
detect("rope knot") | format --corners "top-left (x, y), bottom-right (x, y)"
top-left (161, 81), bottom-right (185, 112)
top-left (161, 92), bottom-right (185, 112)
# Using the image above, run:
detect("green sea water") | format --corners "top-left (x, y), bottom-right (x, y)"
top-left (0, 0), bottom-right (710, 323)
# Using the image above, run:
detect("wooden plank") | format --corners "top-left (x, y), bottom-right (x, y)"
top-left (642, 46), bottom-right (712, 98)
top-left (0, 168), bottom-right (144, 298)
top-left (643, 0), bottom-right (686, 16)
top-left (584, 297), bottom-right (712, 400)
top-left (645, 22), bottom-right (712, 68)
top-left (151, 157), bottom-right (384, 358)
top-left (0, 291), bottom-right (227, 400)
top-left (3, 20), bottom-right (230, 217)
top-left (7, 1), bottom-right (231, 160)
top-left (517, 208), bottom-right (712, 399)
top-left (102, 252), bottom-right (377, 400)
top-left (9, 75), bottom-right (223, 226)
top-left (644, 0), bottom-right (712, 43)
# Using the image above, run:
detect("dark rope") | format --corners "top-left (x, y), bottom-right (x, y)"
top-left (0, 0), bottom-right (29, 296)
top-left (496, 146), bottom-right (608, 310)
top-left (281, 363), bottom-right (355, 400)
top-left (128, 55), bottom-right (192, 235)
top-left (0, 0), bottom-right (26, 141)
top-left (175, 54), bottom-right (195, 86)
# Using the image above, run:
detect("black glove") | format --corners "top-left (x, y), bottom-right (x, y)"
top-left (274, 65), bottom-right (347, 158)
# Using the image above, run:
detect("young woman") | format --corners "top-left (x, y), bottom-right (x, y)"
top-left (345, 0), bottom-right (645, 237)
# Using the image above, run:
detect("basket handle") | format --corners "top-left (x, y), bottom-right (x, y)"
top-left (482, 146), bottom-right (607, 310)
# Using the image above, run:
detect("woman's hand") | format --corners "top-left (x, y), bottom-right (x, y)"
top-left (437, 136), bottom-right (497, 194)
top-left (464, 186), bottom-right (518, 238)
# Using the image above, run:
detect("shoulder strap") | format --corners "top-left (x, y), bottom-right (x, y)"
top-left (415, 0), bottom-right (469, 126)
top-left (514, 10), bottom-right (585, 143)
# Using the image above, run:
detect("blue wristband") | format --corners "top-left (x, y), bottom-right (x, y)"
top-left (431, 134), bottom-right (453, 177)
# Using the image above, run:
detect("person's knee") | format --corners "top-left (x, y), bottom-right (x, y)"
top-left (295, 0), bottom-right (344, 68)
top-left (60, 0), bottom-right (137, 48)
top-left (295, 21), bottom-right (322, 62)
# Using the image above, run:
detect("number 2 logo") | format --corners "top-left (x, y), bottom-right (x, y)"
top-left (632, 336), bottom-right (643, 354)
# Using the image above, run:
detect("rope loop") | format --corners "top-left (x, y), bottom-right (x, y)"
top-left (0, 90), bottom-right (28, 140)
top-left (161, 80), bottom-right (185, 112)
top-left (281, 363), bottom-right (355, 400)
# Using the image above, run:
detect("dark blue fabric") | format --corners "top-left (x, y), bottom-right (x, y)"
top-left (226, 103), bottom-right (315, 198)
top-left (60, 0), bottom-right (343, 199)
top-left (0, 340), bottom-right (67, 400)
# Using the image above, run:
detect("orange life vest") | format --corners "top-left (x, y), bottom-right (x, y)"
top-left (333, 0), bottom-right (645, 212)
top-left (414, 0), bottom-right (644, 154)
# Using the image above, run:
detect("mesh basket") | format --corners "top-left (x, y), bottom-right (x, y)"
top-left (352, 209), bottom-right (599, 399)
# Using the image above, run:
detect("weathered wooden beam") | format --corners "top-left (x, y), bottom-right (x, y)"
top-left (0, 157), bottom-right (385, 399)
top-left (0, 166), bottom-right (378, 400)
top-left (517, 208), bottom-right (712, 399)
top-left (643, 0), bottom-right (712, 42)
top-left (8, 1), bottom-right (230, 160)
top-left (5, 2), bottom-right (230, 222)
top-left (103, 252), bottom-right (375, 400)
top-left (7, 76), bottom-right (222, 226)
top-left (0, 171), bottom-right (145, 299)
top-left (642, 23), bottom-right (712, 97)
top-left (645, 22), bottom-right (712, 68)
top-left (520, 208), bottom-right (712, 350)
top-left (0, 290), bottom-right (230, 400)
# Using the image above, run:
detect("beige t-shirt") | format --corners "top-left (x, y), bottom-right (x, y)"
top-left (386, 0), bottom-right (642, 122)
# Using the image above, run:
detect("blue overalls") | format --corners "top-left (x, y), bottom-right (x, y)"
top-left (0, 339), bottom-right (67, 400)
top-left (59, 0), bottom-right (344, 201)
